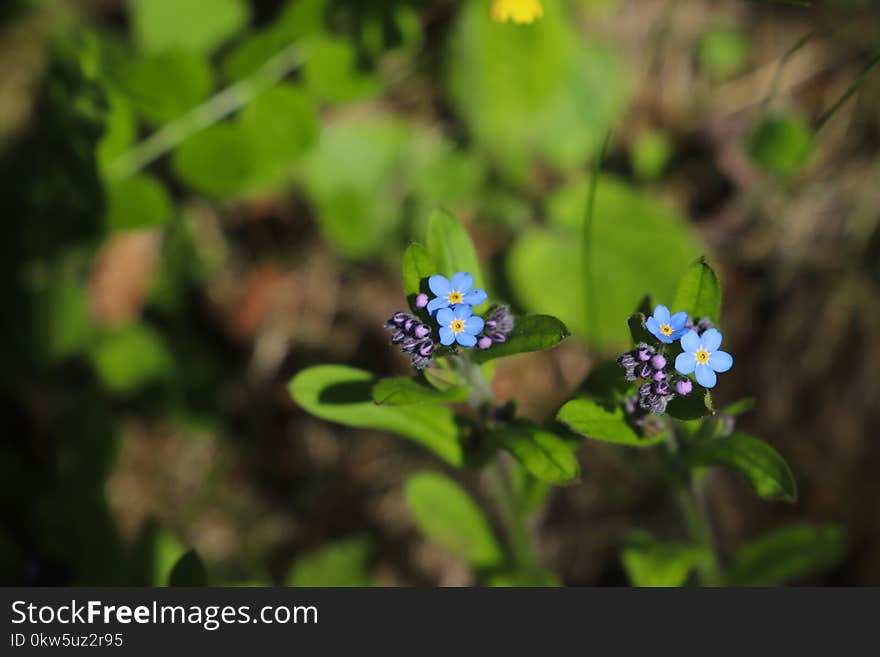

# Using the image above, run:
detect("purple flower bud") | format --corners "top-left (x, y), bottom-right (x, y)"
top-left (637, 363), bottom-right (653, 379)
top-left (418, 340), bottom-right (435, 357)
top-left (484, 320), bottom-right (497, 331)
top-left (650, 395), bottom-right (668, 415)
top-left (401, 337), bottom-right (421, 352)
top-left (491, 332), bottom-right (508, 344)
top-left (624, 367), bottom-right (638, 382)
top-left (618, 353), bottom-right (637, 368)
top-left (675, 379), bottom-right (693, 396)
top-left (391, 312), bottom-right (409, 326)
top-left (415, 293), bottom-right (429, 309)
top-left (637, 343), bottom-right (655, 361)
top-left (413, 323), bottom-right (431, 339)
top-left (652, 370), bottom-right (666, 382)
top-left (411, 355), bottom-right (432, 370)
top-left (403, 318), bottom-right (415, 333)
top-left (654, 381), bottom-right (670, 396)
top-left (650, 354), bottom-right (666, 370)
top-left (391, 329), bottom-right (406, 344)
top-left (477, 336), bottom-right (493, 350)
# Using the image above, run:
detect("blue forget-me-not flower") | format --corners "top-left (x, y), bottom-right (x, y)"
top-left (646, 304), bottom-right (688, 344)
top-left (426, 272), bottom-right (487, 315)
top-left (437, 305), bottom-right (485, 347)
top-left (674, 328), bottom-right (733, 389)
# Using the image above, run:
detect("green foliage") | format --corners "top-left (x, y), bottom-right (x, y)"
top-left (372, 376), bottom-right (469, 406)
top-left (621, 533), bottom-right (707, 587)
top-left (673, 257), bottom-right (722, 323)
top-left (472, 315), bottom-right (570, 364)
top-left (287, 537), bottom-right (373, 587)
top-left (508, 176), bottom-right (702, 345)
top-left (173, 83), bottom-right (317, 198)
top-left (104, 174), bottom-right (173, 231)
top-left (696, 26), bottom-right (750, 79)
top-left (301, 116), bottom-right (413, 259)
top-left (726, 524), bottom-right (846, 586)
top-left (685, 434), bottom-right (797, 502)
top-left (665, 385), bottom-right (714, 420)
top-left (167, 549), bottom-right (207, 586)
top-left (90, 324), bottom-right (173, 395)
top-left (491, 422), bottom-right (580, 484)
top-left (557, 398), bottom-right (666, 447)
top-left (302, 36), bottom-right (379, 104)
top-left (747, 113), bottom-right (814, 175)
top-left (446, 1), bottom-right (630, 183)
top-left (631, 130), bottom-right (673, 181)
top-left (401, 242), bottom-right (436, 300)
top-left (425, 208), bottom-right (485, 292)
top-left (114, 49), bottom-right (213, 126)
top-left (289, 365), bottom-right (463, 465)
top-left (129, 0), bottom-right (249, 56)
top-left (405, 472), bottom-right (503, 569)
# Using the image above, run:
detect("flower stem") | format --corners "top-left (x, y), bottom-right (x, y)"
top-left (487, 456), bottom-right (538, 575)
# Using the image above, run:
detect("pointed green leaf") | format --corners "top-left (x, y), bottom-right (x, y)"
top-left (372, 376), bottom-right (469, 406)
top-left (405, 472), bottom-right (502, 569)
top-left (287, 537), bottom-right (373, 587)
top-left (673, 257), bottom-right (722, 322)
top-left (627, 313), bottom-right (656, 346)
top-left (401, 242), bottom-right (436, 302)
top-left (425, 208), bottom-right (485, 297)
top-left (289, 365), bottom-right (463, 465)
top-left (685, 433), bottom-right (797, 502)
top-left (492, 422), bottom-right (579, 484)
top-left (557, 399), bottom-right (666, 447)
top-left (472, 314), bottom-right (569, 363)
top-left (726, 524), bottom-right (846, 586)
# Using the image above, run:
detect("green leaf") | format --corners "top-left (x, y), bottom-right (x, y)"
top-left (721, 398), bottom-right (755, 417)
top-left (104, 174), bottom-right (173, 231)
top-left (726, 524), bottom-right (846, 586)
top-left (630, 130), bottom-right (673, 181)
top-left (472, 314), bottom-right (569, 363)
top-left (492, 422), bottom-right (579, 484)
top-left (372, 376), bottom-right (469, 406)
top-left (90, 324), bottom-right (173, 395)
top-left (301, 116), bottom-right (413, 259)
top-left (665, 385), bottom-right (714, 420)
top-left (627, 313), bottom-right (656, 346)
top-left (302, 36), bottom-right (379, 104)
top-left (621, 533), bottom-right (707, 587)
top-left (289, 365), bottom-right (463, 465)
top-left (673, 257), bottom-right (722, 323)
top-left (173, 124), bottom-right (255, 198)
top-left (446, 2), bottom-right (630, 183)
top-left (425, 207), bottom-right (485, 293)
top-left (405, 472), bottom-right (502, 569)
top-left (129, 0), bottom-right (249, 55)
top-left (401, 242), bottom-right (436, 300)
top-left (508, 176), bottom-right (702, 346)
top-left (685, 433), bottom-right (797, 502)
top-left (556, 399), bottom-right (665, 447)
top-left (747, 113), bottom-right (814, 176)
top-left (167, 549), bottom-right (207, 586)
top-left (114, 50), bottom-right (213, 126)
top-left (287, 537), bottom-right (372, 587)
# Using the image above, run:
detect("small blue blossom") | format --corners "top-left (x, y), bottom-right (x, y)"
top-left (674, 328), bottom-right (733, 389)
top-left (646, 304), bottom-right (688, 344)
top-left (436, 305), bottom-right (485, 348)
top-left (426, 272), bottom-right (488, 315)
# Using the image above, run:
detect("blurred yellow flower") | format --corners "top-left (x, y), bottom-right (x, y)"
top-left (490, 0), bottom-right (544, 24)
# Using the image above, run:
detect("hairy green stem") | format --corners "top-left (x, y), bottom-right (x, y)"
top-left (106, 43), bottom-right (310, 182)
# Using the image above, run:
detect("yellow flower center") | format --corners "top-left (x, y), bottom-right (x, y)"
top-left (660, 324), bottom-right (673, 336)
top-left (448, 291), bottom-right (463, 304)
top-left (490, 0), bottom-right (544, 24)
top-left (450, 319), bottom-right (465, 333)
top-left (696, 349), bottom-right (710, 364)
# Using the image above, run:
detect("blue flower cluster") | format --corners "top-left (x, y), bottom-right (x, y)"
top-left (618, 304), bottom-right (734, 415)
top-left (384, 271), bottom-right (514, 369)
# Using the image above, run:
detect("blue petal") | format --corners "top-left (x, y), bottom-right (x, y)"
top-left (439, 326), bottom-right (455, 346)
top-left (646, 316), bottom-right (671, 343)
top-left (456, 332), bottom-right (477, 348)
top-left (450, 272), bottom-right (474, 293)
top-left (454, 304), bottom-right (473, 319)
top-left (680, 329), bottom-right (701, 353)
top-left (653, 305), bottom-right (671, 324)
top-left (464, 316), bottom-right (485, 335)
top-left (695, 363), bottom-right (717, 388)
top-left (436, 308), bottom-right (454, 326)
top-left (675, 352), bottom-right (696, 375)
top-left (428, 275), bottom-right (451, 296)
top-left (670, 326), bottom-right (688, 340)
top-left (702, 328), bottom-right (723, 351)
top-left (670, 311), bottom-right (688, 329)
top-left (427, 297), bottom-right (448, 315)
top-left (462, 288), bottom-right (487, 306)
top-left (709, 350), bottom-right (733, 373)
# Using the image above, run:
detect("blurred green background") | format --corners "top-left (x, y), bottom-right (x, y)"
top-left (1, 0), bottom-right (878, 585)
